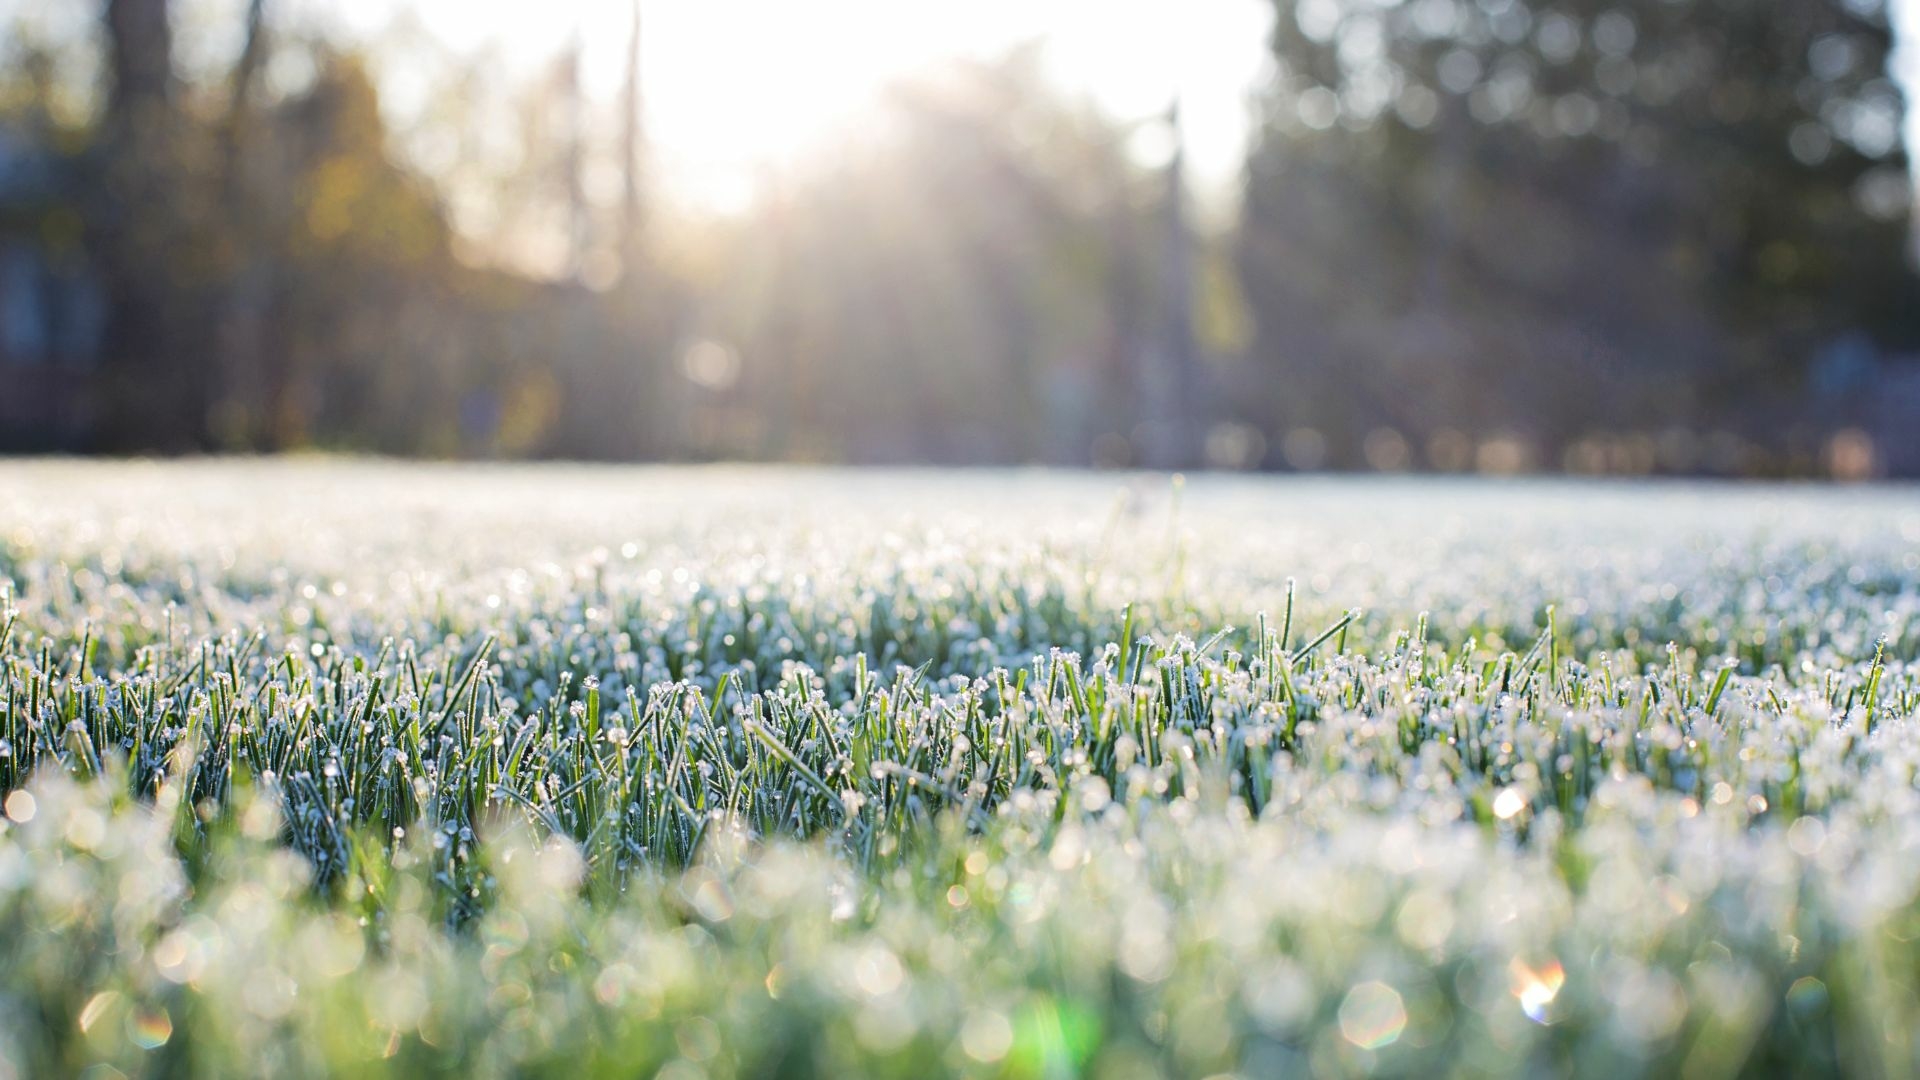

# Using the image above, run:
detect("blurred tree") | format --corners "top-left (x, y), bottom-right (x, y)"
top-left (618, 0), bottom-right (646, 287)
top-left (93, 0), bottom-right (214, 450)
top-left (1240, 0), bottom-right (1920, 469)
top-left (254, 52), bottom-right (458, 447)
top-left (1140, 103), bottom-right (1201, 468)
top-left (694, 51), bottom-right (1175, 464)
top-left (4, 1), bottom-right (684, 460)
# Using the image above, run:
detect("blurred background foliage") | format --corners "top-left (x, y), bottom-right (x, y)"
top-left (0, 0), bottom-right (1916, 474)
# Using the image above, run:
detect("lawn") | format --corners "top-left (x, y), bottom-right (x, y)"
top-left (2, 461), bottom-right (1918, 1077)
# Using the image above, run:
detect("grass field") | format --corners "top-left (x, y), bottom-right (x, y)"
top-left (3, 461), bottom-right (1919, 1078)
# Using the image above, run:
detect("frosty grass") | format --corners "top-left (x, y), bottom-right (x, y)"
top-left (2, 461), bottom-right (1919, 1077)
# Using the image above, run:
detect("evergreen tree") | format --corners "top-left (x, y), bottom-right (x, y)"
top-left (1240, 0), bottom-right (1918, 468)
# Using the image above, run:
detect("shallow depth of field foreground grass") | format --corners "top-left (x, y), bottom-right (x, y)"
top-left (4, 462), bottom-right (1920, 1078)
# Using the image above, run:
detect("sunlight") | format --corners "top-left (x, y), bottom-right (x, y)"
top-left (637, 0), bottom-right (972, 210)
top-left (367, 0), bottom-right (1047, 209)
top-left (643, 0), bottom-right (1271, 209)
top-left (323, 0), bottom-right (1271, 213)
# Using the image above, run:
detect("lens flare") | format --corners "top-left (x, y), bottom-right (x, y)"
top-left (1509, 958), bottom-right (1566, 1024)
top-left (1492, 787), bottom-right (1527, 820)
top-left (132, 1009), bottom-right (174, 1049)
top-left (1338, 981), bottom-right (1407, 1049)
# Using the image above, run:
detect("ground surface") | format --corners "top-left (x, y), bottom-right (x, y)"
top-left (2, 461), bottom-right (1919, 1077)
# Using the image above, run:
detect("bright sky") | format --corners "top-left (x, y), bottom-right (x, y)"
top-left (304, 0), bottom-right (1276, 215)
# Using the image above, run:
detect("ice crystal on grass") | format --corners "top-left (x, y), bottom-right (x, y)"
top-left (0, 462), bottom-right (1918, 1076)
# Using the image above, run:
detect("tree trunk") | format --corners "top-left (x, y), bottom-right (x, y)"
top-left (96, 0), bottom-right (208, 451)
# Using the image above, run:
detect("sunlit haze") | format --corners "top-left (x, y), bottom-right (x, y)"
top-left (4, 0), bottom-right (1917, 474)
top-left (308, 0), bottom-right (1273, 217)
